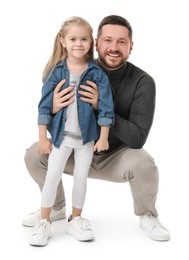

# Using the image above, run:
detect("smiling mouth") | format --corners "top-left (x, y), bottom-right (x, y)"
top-left (107, 53), bottom-right (120, 58)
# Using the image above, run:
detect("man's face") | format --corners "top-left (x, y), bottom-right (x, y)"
top-left (96, 24), bottom-right (133, 70)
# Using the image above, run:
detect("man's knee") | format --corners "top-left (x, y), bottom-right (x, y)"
top-left (24, 142), bottom-right (49, 173)
top-left (124, 148), bottom-right (159, 180)
top-left (129, 149), bottom-right (159, 188)
top-left (24, 143), bottom-right (36, 170)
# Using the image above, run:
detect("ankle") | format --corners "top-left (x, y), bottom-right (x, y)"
top-left (68, 214), bottom-right (81, 222)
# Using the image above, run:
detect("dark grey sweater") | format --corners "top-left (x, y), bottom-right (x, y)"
top-left (101, 62), bottom-right (156, 150)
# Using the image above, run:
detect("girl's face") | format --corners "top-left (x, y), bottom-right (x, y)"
top-left (61, 24), bottom-right (92, 59)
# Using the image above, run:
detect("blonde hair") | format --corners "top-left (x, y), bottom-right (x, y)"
top-left (42, 16), bottom-right (94, 81)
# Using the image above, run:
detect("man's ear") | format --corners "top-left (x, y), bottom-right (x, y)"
top-left (130, 41), bottom-right (134, 54)
top-left (95, 38), bottom-right (99, 52)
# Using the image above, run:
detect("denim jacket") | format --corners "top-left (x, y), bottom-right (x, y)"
top-left (38, 59), bottom-right (114, 148)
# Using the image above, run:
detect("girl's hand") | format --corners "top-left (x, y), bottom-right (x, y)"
top-left (94, 139), bottom-right (109, 153)
top-left (37, 139), bottom-right (52, 154)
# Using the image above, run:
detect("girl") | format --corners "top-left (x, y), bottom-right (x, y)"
top-left (29, 16), bottom-right (114, 246)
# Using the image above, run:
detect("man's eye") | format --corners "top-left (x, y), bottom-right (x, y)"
top-left (119, 41), bottom-right (126, 45)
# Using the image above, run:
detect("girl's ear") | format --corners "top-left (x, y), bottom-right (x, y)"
top-left (60, 37), bottom-right (65, 47)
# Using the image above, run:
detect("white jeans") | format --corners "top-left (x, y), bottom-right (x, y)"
top-left (41, 135), bottom-right (94, 209)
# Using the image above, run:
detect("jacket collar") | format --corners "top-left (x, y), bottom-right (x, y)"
top-left (56, 59), bottom-right (100, 70)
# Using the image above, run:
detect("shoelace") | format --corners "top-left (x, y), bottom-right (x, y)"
top-left (76, 217), bottom-right (92, 230)
top-left (146, 213), bottom-right (164, 228)
top-left (35, 220), bottom-right (49, 234)
top-left (154, 217), bottom-right (163, 227)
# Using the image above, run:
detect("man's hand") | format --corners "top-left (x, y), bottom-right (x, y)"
top-left (52, 79), bottom-right (99, 114)
top-left (52, 79), bottom-right (75, 114)
top-left (78, 80), bottom-right (99, 110)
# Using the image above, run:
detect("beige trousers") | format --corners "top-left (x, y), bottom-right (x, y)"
top-left (24, 143), bottom-right (159, 217)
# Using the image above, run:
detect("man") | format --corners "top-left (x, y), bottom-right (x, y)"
top-left (23, 15), bottom-right (170, 241)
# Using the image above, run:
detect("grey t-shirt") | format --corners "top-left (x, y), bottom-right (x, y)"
top-left (64, 72), bottom-right (81, 136)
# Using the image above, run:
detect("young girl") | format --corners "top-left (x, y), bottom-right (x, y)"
top-left (29, 16), bottom-right (114, 246)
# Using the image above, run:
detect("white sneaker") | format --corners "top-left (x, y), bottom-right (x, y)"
top-left (66, 216), bottom-right (94, 241)
top-left (29, 219), bottom-right (51, 246)
top-left (22, 207), bottom-right (66, 227)
top-left (139, 212), bottom-right (170, 241)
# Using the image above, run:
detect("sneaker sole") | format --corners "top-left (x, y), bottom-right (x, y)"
top-left (22, 212), bottom-right (66, 227)
top-left (140, 224), bottom-right (170, 241)
top-left (29, 233), bottom-right (51, 246)
top-left (66, 228), bottom-right (94, 241)
top-left (29, 238), bottom-right (50, 247)
top-left (29, 241), bottom-right (48, 247)
top-left (22, 219), bottom-right (39, 227)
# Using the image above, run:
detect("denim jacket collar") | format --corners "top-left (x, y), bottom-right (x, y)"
top-left (56, 59), bottom-right (100, 71)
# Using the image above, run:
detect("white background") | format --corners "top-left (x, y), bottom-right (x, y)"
top-left (0, 0), bottom-right (189, 259)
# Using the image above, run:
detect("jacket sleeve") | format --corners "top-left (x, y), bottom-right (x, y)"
top-left (38, 70), bottom-right (59, 125)
top-left (111, 74), bottom-right (156, 148)
top-left (97, 72), bottom-right (115, 127)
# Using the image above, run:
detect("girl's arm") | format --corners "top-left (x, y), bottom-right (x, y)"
top-left (94, 126), bottom-right (110, 152)
top-left (37, 125), bottom-right (52, 154)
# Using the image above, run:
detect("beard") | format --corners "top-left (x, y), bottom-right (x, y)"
top-left (98, 51), bottom-right (126, 70)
